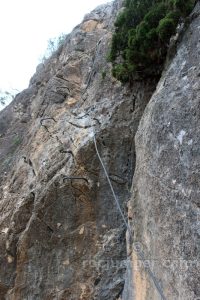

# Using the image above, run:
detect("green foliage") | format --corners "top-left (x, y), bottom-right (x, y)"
top-left (40, 33), bottom-right (66, 62)
top-left (144, 3), bottom-right (167, 28)
top-left (112, 64), bottom-right (130, 82)
top-left (173, 0), bottom-right (195, 16)
top-left (109, 0), bottom-right (195, 82)
top-left (157, 17), bottom-right (176, 40)
top-left (0, 90), bottom-right (16, 108)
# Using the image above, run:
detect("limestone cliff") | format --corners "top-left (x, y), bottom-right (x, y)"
top-left (0, 0), bottom-right (199, 299)
top-left (126, 2), bottom-right (200, 299)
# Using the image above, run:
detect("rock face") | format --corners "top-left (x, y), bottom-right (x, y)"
top-left (126, 3), bottom-right (200, 300)
top-left (0, 0), bottom-right (199, 299)
top-left (0, 1), bottom-right (156, 299)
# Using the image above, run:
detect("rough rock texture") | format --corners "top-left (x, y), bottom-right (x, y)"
top-left (0, 0), bottom-right (199, 299)
top-left (0, 1), bottom-right (156, 299)
top-left (126, 3), bottom-right (200, 300)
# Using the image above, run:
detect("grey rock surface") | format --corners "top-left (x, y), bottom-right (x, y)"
top-left (0, 0), bottom-right (199, 299)
top-left (0, 0), bottom-right (156, 299)
top-left (127, 3), bottom-right (200, 300)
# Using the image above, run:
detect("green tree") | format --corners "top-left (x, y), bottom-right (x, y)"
top-left (109, 0), bottom-right (195, 82)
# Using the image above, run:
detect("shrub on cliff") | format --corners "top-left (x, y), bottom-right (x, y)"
top-left (40, 33), bottom-right (66, 62)
top-left (0, 90), bottom-right (16, 109)
top-left (108, 0), bottom-right (195, 82)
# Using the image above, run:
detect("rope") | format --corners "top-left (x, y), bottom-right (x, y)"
top-left (93, 132), bottom-right (167, 300)
top-left (93, 133), bottom-right (131, 232)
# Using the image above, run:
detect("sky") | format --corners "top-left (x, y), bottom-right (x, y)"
top-left (0, 0), bottom-right (112, 94)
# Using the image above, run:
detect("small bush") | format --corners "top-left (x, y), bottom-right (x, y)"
top-left (40, 33), bottom-right (66, 62)
top-left (0, 90), bottom-right (16, 108)
top-left (109, 0), bottom-right (195, 82)
top-left (112, 64), bottom-right (130, 83)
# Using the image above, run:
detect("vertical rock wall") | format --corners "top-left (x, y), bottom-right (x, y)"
top-left (127, 3), bottom-right (200, 300)
top-left (0, 1), bottom-right (156, 299)
top-left (0, 0), bottom-right (199, 299)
